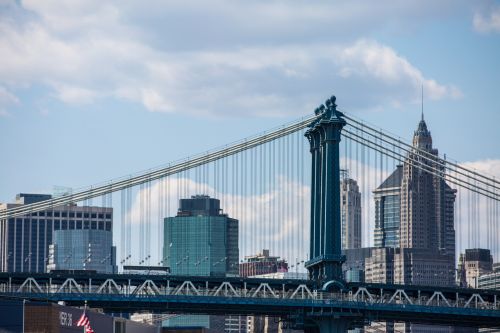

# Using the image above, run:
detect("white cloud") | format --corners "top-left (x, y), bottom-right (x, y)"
top-left (0, 1), bottom-right (463, 117)
top-left (473, 5), bottom-right (500, 33)
top-left (118, 175), bottom-right (310, 269)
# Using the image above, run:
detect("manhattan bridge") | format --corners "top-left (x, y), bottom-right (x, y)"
top-left (0, 96), bottom-right (499, 332)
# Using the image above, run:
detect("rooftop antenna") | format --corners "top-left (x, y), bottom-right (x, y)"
top-left (421, 84), bottom-right (424, 121)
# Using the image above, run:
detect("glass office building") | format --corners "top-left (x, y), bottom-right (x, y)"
top-left (163, 195), bottom-right (239, 277)
top-left (47, 228), bottom-right (117, 273)
top-left (163, 195), bottom-right (239, 331)
top-left (0, 193), bottom-right (113, 273)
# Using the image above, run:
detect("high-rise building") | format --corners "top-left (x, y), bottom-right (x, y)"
top-left (369, 116), bottom-right (456, 286)
top-left (162, 195), bottom-right (239, 331)
top-left (458, 249), bottom-right (493, 288)
top-left (0, 193), bottom-right (113, 273)
top-left (399, 116), bottom-right (456, 256)
top-left (373, 165), bottom-right (403, 248)
top-left (366, 117), bottom-right (460, 333)
top-left (340, 174), bottom-right (362, 249)
top-left (163, 195), bottom-right (239, 276)
top-left (239, 249), bottom-right (288, 277)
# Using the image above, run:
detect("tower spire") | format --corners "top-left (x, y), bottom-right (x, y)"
top-left (421, 84), bottom-right (424, 121)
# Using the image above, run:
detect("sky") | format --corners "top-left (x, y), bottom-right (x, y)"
top-left (0, 0), bottom-right (499, 202)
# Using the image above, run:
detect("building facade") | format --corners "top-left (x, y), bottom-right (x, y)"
top-left (163, 195), bottom-right (239, 277)
top-left (399, 117), bottom-right (456, 257)
top-left (341, 176), bottom-right (362, 249)
top-left (369, 117), bottom-right (456, 287)
top-left (458, 249), bottom-right (493, 288)
top-left (0, 193), bottom-right (113, 273)
top-left (365, 248), bottom-right (395, 284)
top-left (478, 263), bottom-right (500, 290)
top-left (239, 249), bottom-right (288, 277)
top-left (47, 228), bottom-right (117, 273)
top-left (373, 165), bottom-right (403, 248)
top-left (365, 117), bottom-right (459, 333)
top-left (163, 195), bottom-right (239, 331)
top-left (342, 247), bottom-right (374, 283)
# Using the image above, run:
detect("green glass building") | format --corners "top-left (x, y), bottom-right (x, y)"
top-left (163, 195), bottom-right (239, 330)
top-left (163, 195), bottom-right (238, 276)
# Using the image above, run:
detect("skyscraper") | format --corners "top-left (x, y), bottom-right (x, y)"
top-left (163, 195), bottom-right (239, 276)
top-left (0, 193), bottom-right (113, 273)
top-left (399, 116), bottom-right (456, 256)
top-left (162, 195), bottom-right (239, 331)
top-left (340, 174), bottom-right (362, 249)
top-left (367, 116), bottom-right (459, 333)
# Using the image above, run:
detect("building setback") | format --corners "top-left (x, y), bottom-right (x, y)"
top-left (0, 193), bottom-right (114, 273)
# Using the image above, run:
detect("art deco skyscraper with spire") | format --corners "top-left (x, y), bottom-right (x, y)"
top-left (399, 114), bottom-right (456, 257)
top-left (370, 113), bottom-right (456, 288)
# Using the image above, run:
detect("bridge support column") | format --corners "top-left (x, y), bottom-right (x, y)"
top-left (305, 95), bottom-right (346, 284)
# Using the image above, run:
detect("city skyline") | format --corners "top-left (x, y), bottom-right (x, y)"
top-left (0, 1), bottom-right (499, 204)
top-left (1, 2), bottom-right (499, 332)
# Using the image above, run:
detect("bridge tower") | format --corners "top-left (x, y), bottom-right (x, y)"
top-left (303, 96), bottom-right (353, 333)
top-left (305, 95), bottom-right (346, 284)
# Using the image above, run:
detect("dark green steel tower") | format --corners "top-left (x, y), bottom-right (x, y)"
top-left (304, 95), bottom-right (346, 285)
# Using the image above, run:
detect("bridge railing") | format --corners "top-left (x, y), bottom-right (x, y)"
top-left (1, 276), bottom-right (499, 311)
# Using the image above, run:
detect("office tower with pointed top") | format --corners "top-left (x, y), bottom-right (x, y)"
top-left (369, 116), bottom-right (456, 286)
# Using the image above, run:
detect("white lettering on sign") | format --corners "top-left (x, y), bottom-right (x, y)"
top-left (59, 312), bottom-right (73, 327)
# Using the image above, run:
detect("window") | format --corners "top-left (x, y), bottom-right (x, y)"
top-left (76, 212), bottom-right (82, 218)
top-left (77, 221), bottom-right (82, 229)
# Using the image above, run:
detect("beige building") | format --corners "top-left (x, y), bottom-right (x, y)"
top-left (458, 249), bottom-right (493, 288)
top-left (365, 248), bottom-right (394, 284)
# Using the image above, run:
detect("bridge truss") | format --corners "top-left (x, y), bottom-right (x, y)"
top-left (1, 272), bottom-right (500, 328)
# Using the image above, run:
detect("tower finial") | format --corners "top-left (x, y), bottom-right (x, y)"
top-left (421, 84), bottom-right (424, 121)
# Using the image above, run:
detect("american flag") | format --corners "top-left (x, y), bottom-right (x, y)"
top-left (77, 312), bottom-right (95, 333)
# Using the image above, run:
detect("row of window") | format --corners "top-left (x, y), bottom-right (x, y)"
top-left (26, 211), bottom-right (112, 219)
top-left (8, 219), bottom-right (112, 231)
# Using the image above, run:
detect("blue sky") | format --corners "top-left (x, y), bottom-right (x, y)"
top-left (0, 0), bottom-right (499, 202)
